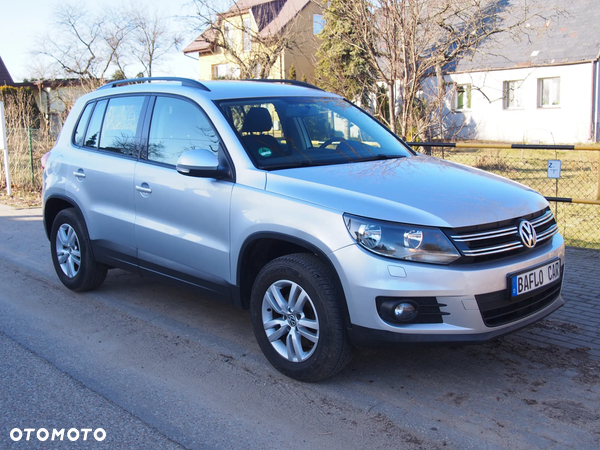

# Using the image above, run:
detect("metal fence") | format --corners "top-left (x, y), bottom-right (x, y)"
top-left (0, 127), bottom-right (49, 191)
top-left (409, 143), bottom-right (600, 250)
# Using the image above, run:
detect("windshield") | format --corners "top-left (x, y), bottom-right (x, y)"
top-left (217, 96), bottom-right (414, 170)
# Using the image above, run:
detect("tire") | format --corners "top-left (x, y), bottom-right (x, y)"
top-left (250, 253), bottom-right (353, 382)
top-left (50, 208), bottom-right (107, 292)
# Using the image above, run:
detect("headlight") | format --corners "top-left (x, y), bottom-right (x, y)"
top-left (343, 214), bottom-right (460, 264)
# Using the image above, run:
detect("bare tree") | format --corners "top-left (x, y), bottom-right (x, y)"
top-left (40, 4), bottom-right (128, 90)
top-left (39, 2), bottom-right (182, 88)
top-left (322, 0), bottom-right (552, 139)
top-left (128, 6), bottom-right (183, 78)
top-left (190, 0), bottom-right (311, 79)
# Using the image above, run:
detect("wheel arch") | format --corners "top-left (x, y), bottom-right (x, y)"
top-left (43, 195), bottom-right (85, 241)
top-left (236, 232), bottom-right (352, 329)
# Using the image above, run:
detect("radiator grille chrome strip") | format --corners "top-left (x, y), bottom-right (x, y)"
top-left (451, 210), bottom-right (558, 258)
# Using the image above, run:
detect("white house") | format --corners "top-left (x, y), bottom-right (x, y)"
top-left (440, 0), bottom-right (600, 144)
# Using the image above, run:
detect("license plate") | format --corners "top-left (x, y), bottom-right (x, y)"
top-left (508, 258), bottom-right (561, 299)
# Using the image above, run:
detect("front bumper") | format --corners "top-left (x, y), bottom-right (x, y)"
top-left (347, 294), bottom-right (563, 347)
top-left (330, 233), bottom-right (565, 345)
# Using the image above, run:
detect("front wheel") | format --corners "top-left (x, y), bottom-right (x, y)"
top-left (50, 208), bottom-right (107, 292)
top-left (250, 253), bottom-right (353, 382)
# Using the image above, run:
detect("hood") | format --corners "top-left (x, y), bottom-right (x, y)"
top-left (265, 155), bottom-right (548, 228)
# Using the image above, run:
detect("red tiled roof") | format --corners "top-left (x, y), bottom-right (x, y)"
top-left (183, 0), bottom-right (312, 54)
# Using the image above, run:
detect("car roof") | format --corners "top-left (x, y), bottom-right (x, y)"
top-left (93, 78), bottom-right (340, 101)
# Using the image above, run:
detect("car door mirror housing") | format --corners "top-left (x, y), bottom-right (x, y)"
top-left (176, 149), bottom-right (227, 179)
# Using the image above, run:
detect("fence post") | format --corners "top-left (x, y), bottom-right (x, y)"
top-left (28, 127), bottom-right (34, 185)
top-left (598, 151), bottom-right (600, 200)
top-left (0, 101), bottom-right (11, 197)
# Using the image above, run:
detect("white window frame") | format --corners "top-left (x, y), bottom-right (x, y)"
top-left (538, 77), bottom-right (560, 108)
top-left (212, 63), bottom-right (239, 80)
top-left (503, 80), bottom-right (524, 109)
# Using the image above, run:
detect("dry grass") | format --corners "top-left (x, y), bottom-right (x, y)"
top-left (0, 188), bottom-right (42, 208)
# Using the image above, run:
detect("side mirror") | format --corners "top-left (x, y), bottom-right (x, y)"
top-left (176, 149), bottom-right (226, 179)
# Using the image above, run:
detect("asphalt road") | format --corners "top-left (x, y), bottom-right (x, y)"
top-left (0, 204), bottom-right (598, 449)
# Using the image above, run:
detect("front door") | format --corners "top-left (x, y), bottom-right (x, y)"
top-left (133, 95), bottom-right (233, 295)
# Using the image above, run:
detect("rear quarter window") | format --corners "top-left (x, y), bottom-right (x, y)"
top-left (73, 102), bottom-right (95, 146)
top-left (83, 100), bottom-right (108, 148)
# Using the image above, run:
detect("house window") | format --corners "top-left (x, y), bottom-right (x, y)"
top-left (243, 18), bottom-right (252, 52)
top-left (453, 84), bottom-right (471, 110)
top-left (503, 80), bottom-right (523, 109)
top-left (538, 77), bottom-right (560, 107)
top-left (212, 64), bottom-right (227, 79)
top-left (223, 23), bottom-right (233, 48)
top-left (313, 14), bottom-right (324, 35)
top-left (211, 63), bottom-right (239, 79)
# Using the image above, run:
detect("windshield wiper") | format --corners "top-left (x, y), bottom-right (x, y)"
top-left (258, 160), bottom-right (312, 170)
top-left (352, 154), bottom-right (407, 163)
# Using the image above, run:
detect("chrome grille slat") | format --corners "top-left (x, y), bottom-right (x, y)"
top-left (531, 211), bottom-right (553, 227)
top-left (462, 241), bottom-right (523, 256)
top-left (536, 224), bottom-right (559, 241)
top-left (449, 209), bottom-right (558, 261)
top-left (452, 228), bottom-right (518, 243)
top-left (451, 226), bottom-right (517, 241)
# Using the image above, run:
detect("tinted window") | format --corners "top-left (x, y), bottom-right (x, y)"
top-left (98, 96), bottom-right (145, 156)
top-left (74, 102), bottom-right (94, 146)
top-left (148, 96), bottom-right (220, 165)
top-left (84, 100), bottom-right (108, 148)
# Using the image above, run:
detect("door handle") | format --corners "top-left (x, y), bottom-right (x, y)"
top-left (73, 170), bottom-right (86, 180)
top-left (135, 184), bottom-right (152, 195)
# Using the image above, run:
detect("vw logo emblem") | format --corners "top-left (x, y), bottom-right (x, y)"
top-left (518, 220), bottom-right (537, 248)
top-left (287, 314), bottom-right (298, 328)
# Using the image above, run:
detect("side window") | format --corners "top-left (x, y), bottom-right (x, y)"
top-left (83, 100), bottom-right (108, 148)
top-left (98, 96), bottom-right (145, 156)
top-left (73, 102), bottom-right (95, 146)
top-left (147, 96), bottom-right (220, 165)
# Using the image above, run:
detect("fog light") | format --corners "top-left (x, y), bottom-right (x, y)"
top-left (394, 302), bottom-right (417, 321)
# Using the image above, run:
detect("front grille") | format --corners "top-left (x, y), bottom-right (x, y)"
top-left (447, 208), bottom-right (559, 263)
top-left (474, 273), bottom-right (563, 327)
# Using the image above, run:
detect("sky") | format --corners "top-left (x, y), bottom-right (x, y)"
top-left (0, 0), bottom-right (204, 82)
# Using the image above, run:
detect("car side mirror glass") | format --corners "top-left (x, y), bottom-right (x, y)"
top-left (176, 149), bottom-right (223, 178)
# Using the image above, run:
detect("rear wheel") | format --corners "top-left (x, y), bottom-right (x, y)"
top-left (50, 208), bottom-right (107, 291)
top-left (250, 253), bottom-right (353, 382)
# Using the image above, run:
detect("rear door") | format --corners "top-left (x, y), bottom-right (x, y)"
top-left (66, 95), bottom-right (147, 269)
top-left (133, 95), bottom-right (233, 295)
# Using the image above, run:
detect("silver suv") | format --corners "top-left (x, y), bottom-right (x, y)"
top-left (42, 77), bottom-right (564, 381)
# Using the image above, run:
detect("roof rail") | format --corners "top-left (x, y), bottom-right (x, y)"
top-left (241, 79), bottom-right (324, 91)
top-left (97, 77), bottom-right (210, 91)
